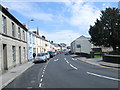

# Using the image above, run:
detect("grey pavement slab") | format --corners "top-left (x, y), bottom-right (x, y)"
top-left (71, 55), bottom-right (120, 68)
top-left (0, 61), bottom-right (34, 89)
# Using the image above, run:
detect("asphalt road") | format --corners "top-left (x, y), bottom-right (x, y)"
top-left (4, 54), bottom-right (120, 88)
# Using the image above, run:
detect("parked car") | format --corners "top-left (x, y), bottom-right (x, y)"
top-left (33, 53), bottom-right (47, 63)
top-left (44, 53), bottom-right (50, 60)
top-left (52, 52), bottom-right (56, 56)
top-left (47, 51), bottom-right (54, 58)
top-left (64, 51), bottom-right (69, 55)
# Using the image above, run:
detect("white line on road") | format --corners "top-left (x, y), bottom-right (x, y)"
top-left (72, 58), bottom-right (75, 60)
top-left (87, 72), bottom-right (120, 81)
top-left (39, 59), bottom-right (50, 88)
top-left (43, 69), bottom-right (45, 72)
top-left (66, 60), bottom-right (69, 64)
top-left (64, 58), bottom-right (78, 70)
top-left (54, 59), bottom-right (59, 61)
top-left (72, 58), bottom-right (77, 60)
top-left (70, 64), bottom-right (78, 70)
top-left (39, 83), bottom-right (42, 87)
top-left (40, 79), bottom-right (43, 82)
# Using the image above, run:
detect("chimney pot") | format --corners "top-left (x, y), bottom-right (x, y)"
top-left (23, 24), bottom-right (26, 27)
top-left (5, 8), bottom-right (8, 10)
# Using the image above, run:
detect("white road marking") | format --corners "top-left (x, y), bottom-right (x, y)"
top-left (54, 59), bottom-right (59, 61)
top-left (39, 59), bottom-right (51, 88)
top-left (66, 60), bottom-right (69, 64)
top-left (87, 72), bottom-right (120, 81)
top-left (70, 64), bottom-right (78, 70)
top-left (72, 58), bottom-right (77, 60)
top-left (64, 58), bottom-right (78, 70)
top-left (72, 58), bottom-right (74, 60)
top-left (39, 83), bottom-right (42, 87)
top-left (43, 69), bottom-right (45, 72)
top-left (40, 79), bottom-right (43, 82)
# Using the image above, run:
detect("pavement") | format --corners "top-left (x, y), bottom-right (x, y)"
top-left (70, 54), bottom-right (120, 68)
top-left (0, 61), bottom-right (34, 89)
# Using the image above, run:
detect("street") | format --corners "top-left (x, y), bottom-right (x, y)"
top-left (4, 54), bottom-right (119, 88)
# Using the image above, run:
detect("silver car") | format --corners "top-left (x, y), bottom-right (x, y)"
top-left (33, 53), bottom-right (47, 63)
top-left (44, 53), bottom-right (50, 60)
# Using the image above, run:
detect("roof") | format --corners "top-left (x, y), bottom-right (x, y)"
top-left (71, 35), bottom-right (90, 44)
top-left (0, 4), bottom-right (27, 31)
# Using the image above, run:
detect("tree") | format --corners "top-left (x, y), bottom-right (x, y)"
top-left (89, 8), bottom-right (120, 51)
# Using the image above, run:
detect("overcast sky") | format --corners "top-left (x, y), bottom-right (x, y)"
top-left (1, 0), bottom-right (119, 45)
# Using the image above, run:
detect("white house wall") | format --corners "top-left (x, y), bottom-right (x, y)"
top-left (0, 6), bottom-right (27, 73)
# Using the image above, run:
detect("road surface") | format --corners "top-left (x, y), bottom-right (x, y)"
top-left (4, 54), bottom-right (120, 88)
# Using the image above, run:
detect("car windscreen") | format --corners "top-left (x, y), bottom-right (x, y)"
top-left (48, 51), bottom-right (52, 54)
top-left (37, 53), bottom-right (44, 56)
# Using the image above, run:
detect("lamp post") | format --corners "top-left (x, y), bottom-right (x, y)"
top-left (27, 19), bottom-right (34, 30)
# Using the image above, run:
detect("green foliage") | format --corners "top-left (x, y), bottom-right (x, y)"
top-left (89, 8), bottom-right (120, 51)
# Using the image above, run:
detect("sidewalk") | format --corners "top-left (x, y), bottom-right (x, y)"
top-left (0, 61), bottom-right (34, 89)
top-left (71, 54), bottom-right (120, 68)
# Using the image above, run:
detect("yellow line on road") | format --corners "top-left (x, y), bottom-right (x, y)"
top-left (78, 58), bottom-right (120, 70)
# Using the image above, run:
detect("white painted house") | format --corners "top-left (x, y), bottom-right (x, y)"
top-left (71, 35), bottom-right (99, 54)
top-left (0, 5), bottom-right (27, 74)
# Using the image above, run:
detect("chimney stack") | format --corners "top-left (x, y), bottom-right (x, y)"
top-left (5, 8), bottom-right (8, 11)
top-left (23, 24), bottom-right (26, 28)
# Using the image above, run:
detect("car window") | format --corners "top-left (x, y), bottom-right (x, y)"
top-left (37, 53), bottom-right (44, 56)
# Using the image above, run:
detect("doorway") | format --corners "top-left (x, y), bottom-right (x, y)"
top-left (19, 46), bottom-right (21, 64)
top-left (3, 44), bottom-right (8, 70)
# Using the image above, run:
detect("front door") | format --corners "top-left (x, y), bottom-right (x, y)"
top-left (3, 44), bottom-right (8, 70)
top-left (19, 47), bottom-right (21, 64)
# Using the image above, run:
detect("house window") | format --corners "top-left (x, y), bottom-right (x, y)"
top-left (18, 27), bottom-right (21, 39)
top-left (76, 44), bottom-right (81, 48)
top-left (12, 46), bottom-right (16, 61)
top-left (23, 30), bottom-right (25, 40)
top-left (2, 15), bottom-right (7, 34)
top-left (12, 22), bottom-right (15, 37)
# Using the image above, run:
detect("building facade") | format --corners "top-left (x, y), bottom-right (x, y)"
top-left (71, 35), bottom-right (99, 54)
top-left (0, 5), bottom-right (27, 73)
top-left (27, 31), bottom-right (35, 61)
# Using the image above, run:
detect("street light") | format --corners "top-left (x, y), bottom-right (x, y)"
top-left (27, 19), bottom-right (34, 30)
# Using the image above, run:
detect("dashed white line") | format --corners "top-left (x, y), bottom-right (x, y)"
top-left (70, 64), bottom-right (78, 70)
top-left (39, 59), bottom-right (51, 88)
top-left (41, 75), bottom-right (44, 78)
top-left (64, 58), bottom-right (78, 70)
top-left (39, 83), bottom-right (42, 87)
top-left (43, 69), bottom-right (45, 72)
top-left (72, 58), bottom-right (77, 60)
top-left (66, 60), bottom-right (69, 64)
top-left (40, 79), bottom-right (43, 82)
top-left (87, 72), bottom-right (120, 81)
top-left (72, 58), bottom-right (74, 60)
top-left (54, 59), bottom-right (59, 61)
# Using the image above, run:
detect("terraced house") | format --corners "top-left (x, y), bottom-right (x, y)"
top-left (0, 5), bottom-right (27, 74)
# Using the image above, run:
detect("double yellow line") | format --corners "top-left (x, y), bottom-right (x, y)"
top-left (78, 58), bottom-right (120, 70)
